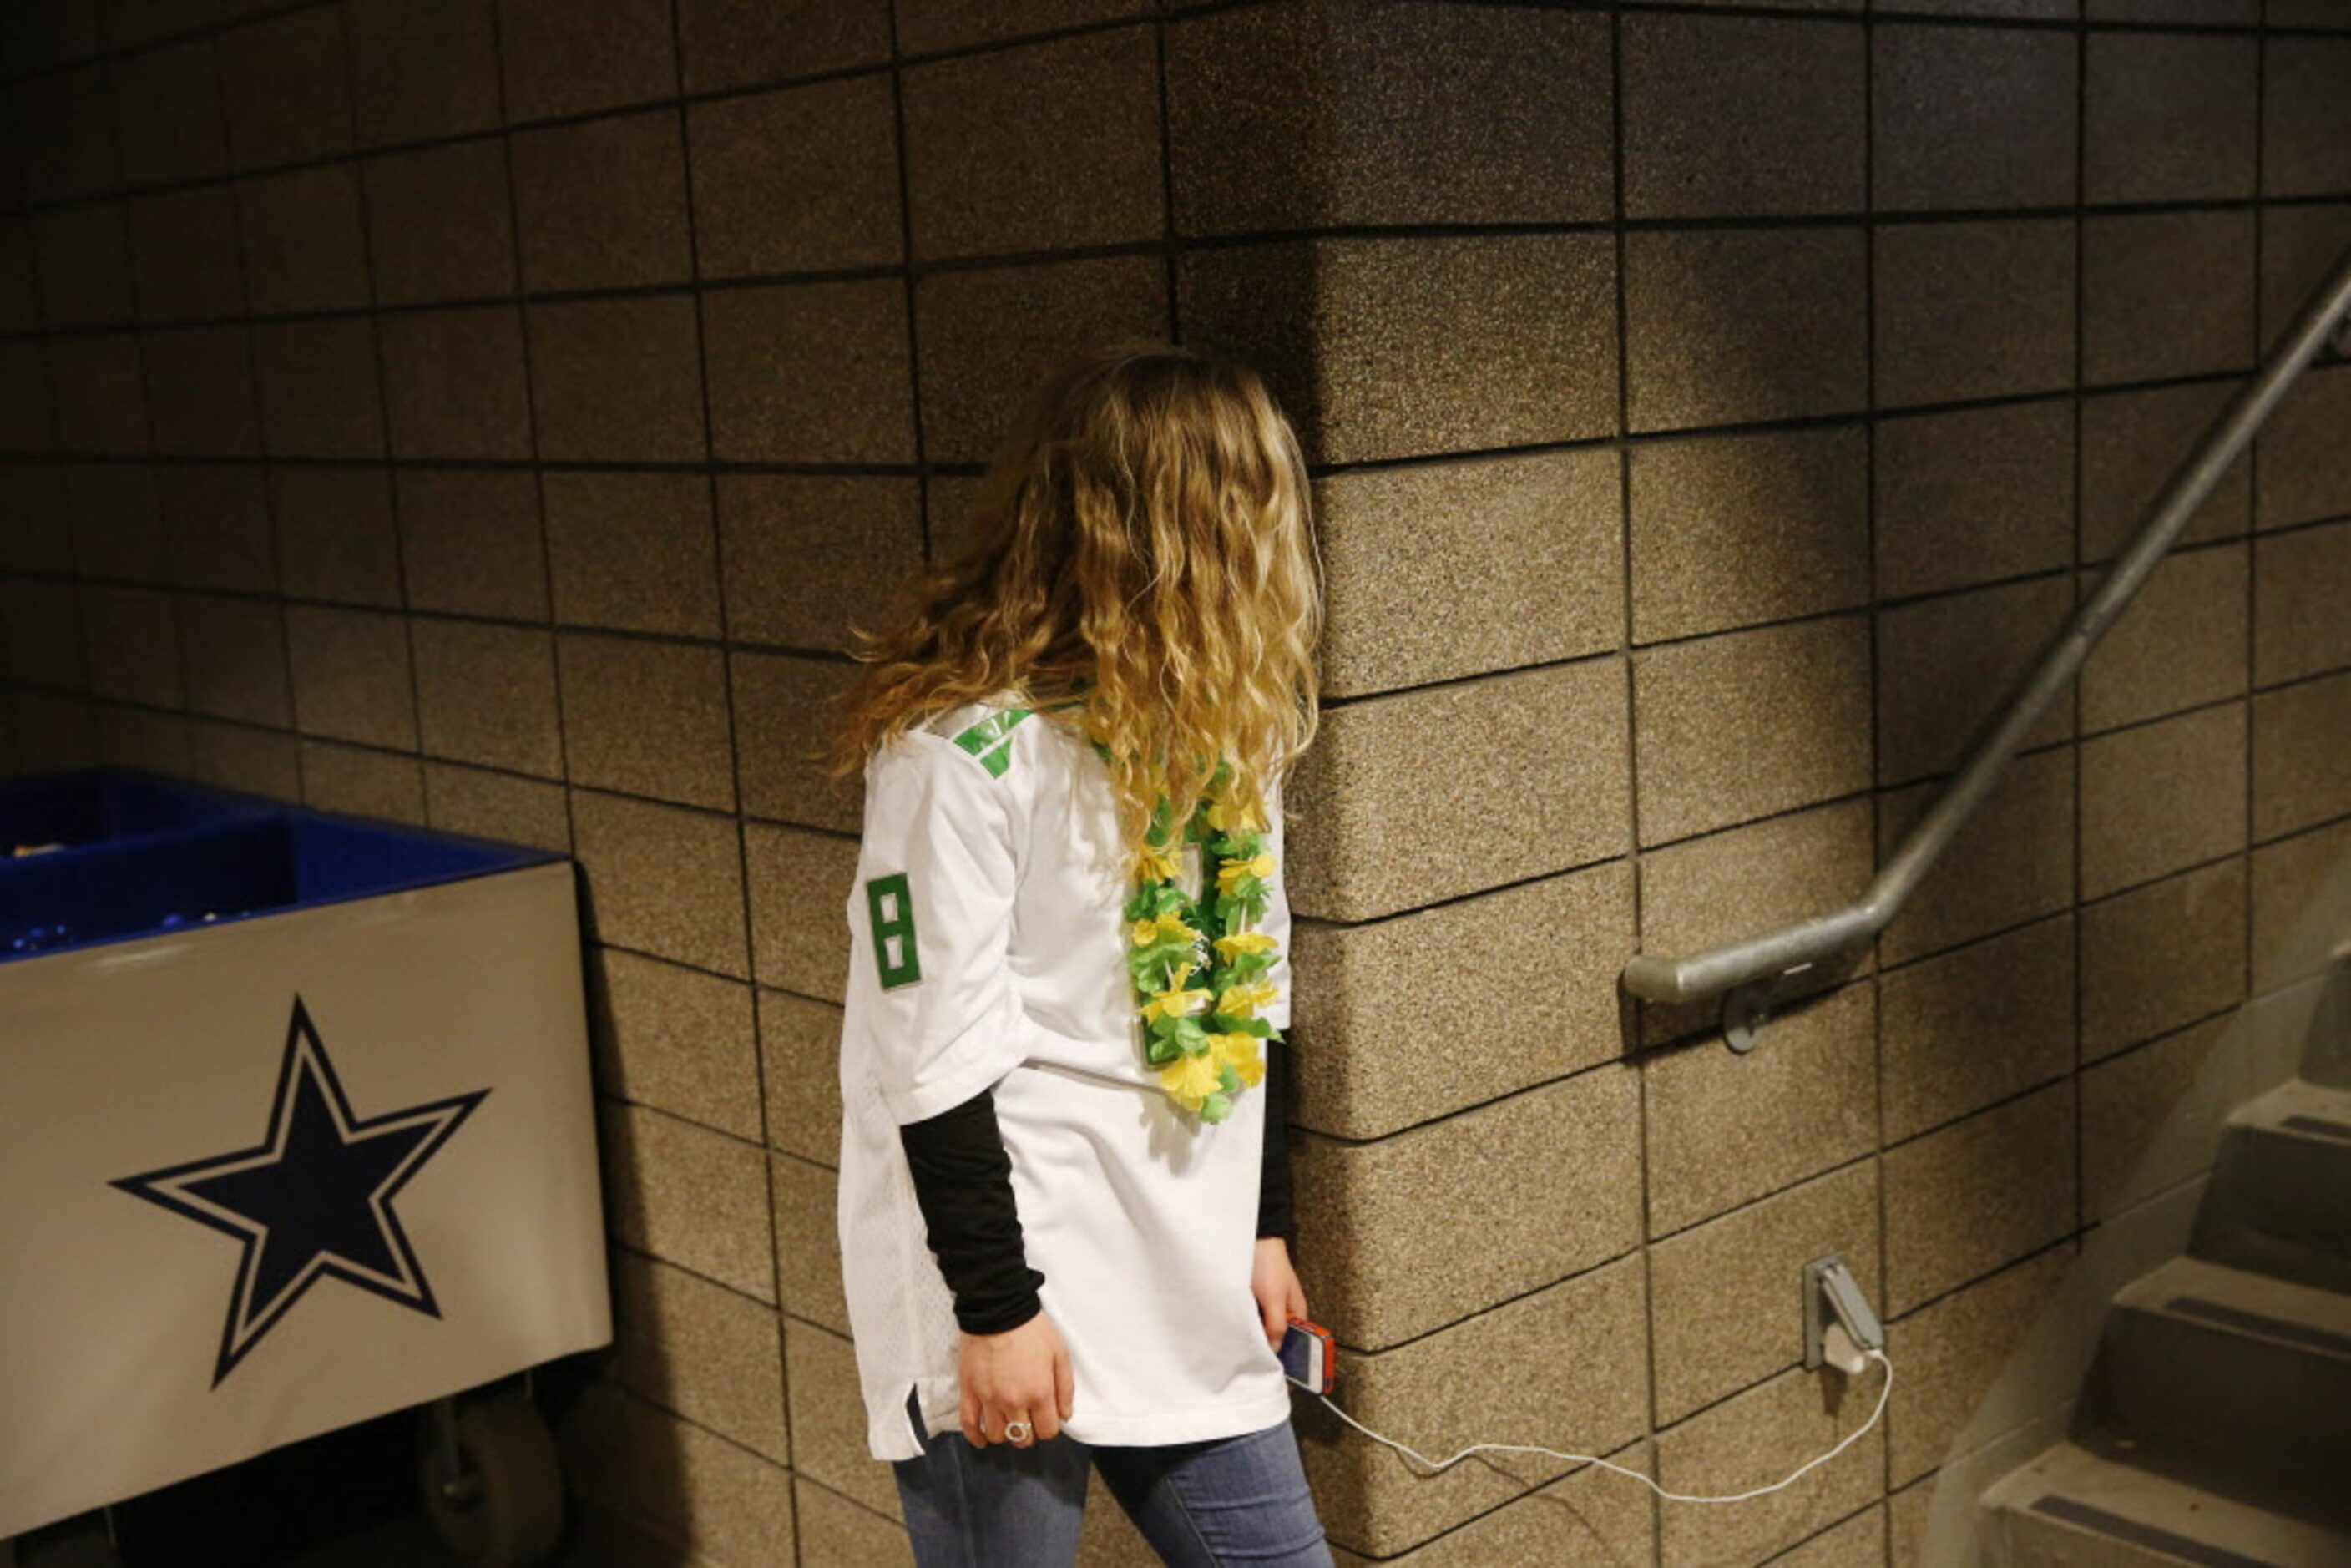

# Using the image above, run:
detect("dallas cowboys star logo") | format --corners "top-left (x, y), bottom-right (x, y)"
top-left (112, 996), bottom-right (491, 1388)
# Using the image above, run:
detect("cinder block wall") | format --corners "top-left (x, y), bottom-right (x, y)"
top-left (2, 2), bottom-right (2348, 1564)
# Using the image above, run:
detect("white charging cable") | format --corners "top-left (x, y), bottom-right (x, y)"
top-left (1310, 1346), bottom-right (1893, 1506)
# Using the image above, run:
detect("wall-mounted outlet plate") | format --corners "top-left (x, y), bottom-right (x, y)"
top-left (1803, 1254), bottom-right (1884, 1372)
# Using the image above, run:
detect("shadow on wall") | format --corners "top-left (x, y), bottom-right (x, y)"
top-left (1237, 225), bottom-right (1883, 1562)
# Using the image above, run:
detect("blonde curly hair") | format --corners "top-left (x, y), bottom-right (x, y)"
top-left (820, 340), bottom-right (1323, 871)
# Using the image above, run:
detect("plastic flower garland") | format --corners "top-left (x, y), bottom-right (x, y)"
top-left (1094, 746), bottom-right (1284, 1125)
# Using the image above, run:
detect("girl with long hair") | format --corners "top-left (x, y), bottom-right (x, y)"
top-left (818, 341), bottom-right (1332, 1565)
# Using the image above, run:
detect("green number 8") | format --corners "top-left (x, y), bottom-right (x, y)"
top-left (867, 873), bottom-right (922, 989)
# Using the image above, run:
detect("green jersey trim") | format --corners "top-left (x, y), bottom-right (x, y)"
top-left (949, 707), bottom-right (1031, 778)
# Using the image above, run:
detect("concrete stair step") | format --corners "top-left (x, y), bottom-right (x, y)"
top-left (1981, 1441), bottom-right (2351, 1567)
top-left (2096, 1255), bottom-right (2351, 1504)
top-left (2192, 1079), bottom-right (2351, 1293)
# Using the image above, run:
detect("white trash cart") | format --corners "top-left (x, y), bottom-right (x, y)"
top-left (0, 771), bottom-right (611, 1566)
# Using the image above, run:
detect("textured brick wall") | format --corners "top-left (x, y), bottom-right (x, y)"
top-left (2, 1), bottom-right (2349, 1564)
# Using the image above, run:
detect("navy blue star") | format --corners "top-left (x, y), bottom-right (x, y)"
top-left (113, 996), bottom-right (490, 1388)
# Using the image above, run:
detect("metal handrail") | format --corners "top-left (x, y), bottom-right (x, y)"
top-left (1622, 242), bottom-right (2351, 1020)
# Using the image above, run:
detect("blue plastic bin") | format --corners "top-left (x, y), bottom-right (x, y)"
top-left (0, 768), bottom-right (273, 853)
top-left (1, 802), bottom-right (550, 961)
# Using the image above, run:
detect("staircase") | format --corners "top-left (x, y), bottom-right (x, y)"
top-left (1979, 969), bottom-right (2351, 1565)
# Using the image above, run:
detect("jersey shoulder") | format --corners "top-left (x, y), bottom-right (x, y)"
top-left (908, 689), bottom-right (1088, 783)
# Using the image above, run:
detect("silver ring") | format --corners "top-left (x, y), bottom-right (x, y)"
top-left (1004, 1419), bottom-right (1032, 1444)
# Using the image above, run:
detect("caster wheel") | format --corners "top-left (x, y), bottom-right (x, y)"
top-left (418, 1389), bottom-right (567, 1567)
top-left (10, 1516), bottom-right (119, 1568)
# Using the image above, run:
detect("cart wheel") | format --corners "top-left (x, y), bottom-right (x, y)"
top-left (417, 1390), bottom-right (566, 1567)
top-left (10, 1524), bottom-right (119, 1568)
top-left (11, 1535), bottom-right (119, 1568)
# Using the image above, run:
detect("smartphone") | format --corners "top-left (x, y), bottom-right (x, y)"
top-left (1278, 1315), bottom-right (1335, 1393)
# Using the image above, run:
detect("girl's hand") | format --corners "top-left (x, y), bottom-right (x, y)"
top-left (1251, 1235), bottom-right (1308, 1351)
top-left (958, 1310), bottom-right (1074, 1448)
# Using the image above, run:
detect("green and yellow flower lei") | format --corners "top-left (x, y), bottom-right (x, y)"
top-left (1091, 744), bottom-right (1284, 1125)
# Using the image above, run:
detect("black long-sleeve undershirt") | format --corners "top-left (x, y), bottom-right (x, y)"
top-left (896, 1087), bottom-right (1048, 1336)
top-left (1256, 1034), bottom-right (1299, 1243)
top-left (897, 1036), bottom-right (1299, 1336)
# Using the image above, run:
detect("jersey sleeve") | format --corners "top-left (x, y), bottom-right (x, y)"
top-left (1261, 770), bottom-right (1293, 1033)
top-left (846, 730), bottom-right (1033, 1126)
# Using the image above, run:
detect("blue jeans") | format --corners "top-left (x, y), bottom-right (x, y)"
top-left (891, 1384), bottom-right (1334, 1565)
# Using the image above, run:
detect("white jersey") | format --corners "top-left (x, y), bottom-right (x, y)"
top-left (835, 691), bottom-right (1296, 1462)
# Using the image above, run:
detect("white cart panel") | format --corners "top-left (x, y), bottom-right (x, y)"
top-left (0, 859), bottom-right (610, 1538)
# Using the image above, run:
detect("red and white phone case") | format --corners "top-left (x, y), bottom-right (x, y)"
top-left (1278, 1315), bottom-right (1335, 1393)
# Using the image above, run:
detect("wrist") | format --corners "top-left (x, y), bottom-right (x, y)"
top-left (957, 1292), bottom-right (1043, 1337)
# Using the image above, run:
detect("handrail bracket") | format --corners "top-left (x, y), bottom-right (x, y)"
top-left (1720, 948), bottom-right (1863, 1053)
top-left (1723, 983), bottom-right (1772, 1054)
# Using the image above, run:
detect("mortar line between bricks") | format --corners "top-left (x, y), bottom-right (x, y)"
top-left (1154, 11), bottom-right (1181, 347)
top-left (612, 1103), bottom-right (2087, 1381)
top-left (1860, 11), bottom-right (1892, 1521)
top-left (23, 669), bottom-right (2349, 904)
top-left (888, 3), bottom-right (935, 567)
top-left (1602, 12), bottom-right (1671, 1517)
top-left (2068, 0), bottom-right (2093, 1263)
top-left (193, 17), bottom-right (297, 795)
top-left (661, 0), bottom-right (790, 1516)
top-left (483, 0), bottom-right (578, 859)
top-left (18, 549), bottom-right (2227, 668)
top-left (21, 361), bottom-right (2343, 498)
top-left (332, 0), bottom-right (431, 832)
top-left (2244, 0), bottom-right (2272, 1093)
top-left (22, 190), bottom-right (2351, 336)
top-left (8, 0), bottom-right (2343, 99)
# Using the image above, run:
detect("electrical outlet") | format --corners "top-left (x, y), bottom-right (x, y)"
top-left (1803, 1254), bottom-right (1884, 1373)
